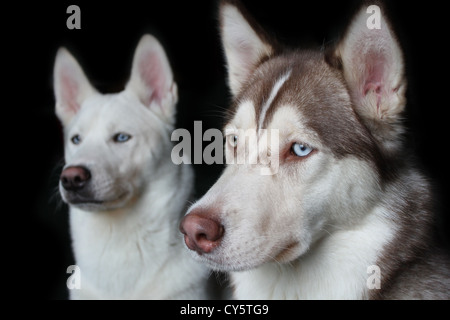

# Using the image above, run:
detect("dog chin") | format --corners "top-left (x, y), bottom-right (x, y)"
top-left (63, 191), bottom-right (132, 212)
top-left (194, 241), bottom-right (305, 272)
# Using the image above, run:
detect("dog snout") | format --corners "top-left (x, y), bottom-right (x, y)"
top-left (60, 166), bottom-right (91, 191)
top-left (179, 212), bottom-right (224, 255)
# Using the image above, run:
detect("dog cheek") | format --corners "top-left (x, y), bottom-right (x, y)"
top-left (125, 150), bottom-right (150, 194)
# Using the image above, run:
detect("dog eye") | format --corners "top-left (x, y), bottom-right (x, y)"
top-left (228, 135), bottom-right (238, 148)
top-left (291, 143), bottom-right (313, 157)
top-left (113, 132), bottom-right (132, 143)
top-left (71, 134), bottom-right (82, 145)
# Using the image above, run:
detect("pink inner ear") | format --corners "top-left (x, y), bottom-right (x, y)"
top-left (364, 82), bottom-right (382, 95)
top-left (362, 53), bottom-right (386, 109)
top-left (139, 51), bottom-right (166, 105)
top-left (61, 68), bottom-right (81, 114)
top-left (364, 82), bottom-right (382, 111)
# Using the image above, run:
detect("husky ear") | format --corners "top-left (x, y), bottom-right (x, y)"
top-left (334, 4), bottom-right (406, 145)
top-left (54, 48), bottom-right (97, 126)
top-left (126, 34), bottom-right (177, 124)
top-left (220, 0), bottom-right (276, 96)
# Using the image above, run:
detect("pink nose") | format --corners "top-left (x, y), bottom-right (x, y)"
top-left (60, 166), bottom-right (91, 191)
top-left (179, 212), bottom-right (224, 255)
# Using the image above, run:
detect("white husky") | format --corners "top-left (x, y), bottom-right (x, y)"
top-left (54, 34), bottom-right (208, 299)
top-left (180, 1), bottom-right (450, 299)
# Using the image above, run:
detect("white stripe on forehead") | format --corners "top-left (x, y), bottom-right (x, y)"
top-left (258, 69), bottom-right (292, 131)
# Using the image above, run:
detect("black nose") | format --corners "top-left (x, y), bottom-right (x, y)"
top-left (60, 166), bottom-right (91, 191)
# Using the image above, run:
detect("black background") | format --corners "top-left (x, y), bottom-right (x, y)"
top-left (10, 0), bottom-right (450, 299)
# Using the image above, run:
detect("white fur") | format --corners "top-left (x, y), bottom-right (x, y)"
top-left (258, 70), bottom-right (292, 131)
top-left (54, 35), bottom-right (208, 299)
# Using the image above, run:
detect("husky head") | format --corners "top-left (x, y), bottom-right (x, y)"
top-left (180, 1), bottom-right (406, 271)
top-left (54, 35), bottom-right (177, 211)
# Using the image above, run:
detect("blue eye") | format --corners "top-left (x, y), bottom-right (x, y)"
top-left (71, 134), bottom-right (82, 145)
top-left (113, 132), bottom-right (132, 143)
top-left (291, 143), bottom-right (313, 157)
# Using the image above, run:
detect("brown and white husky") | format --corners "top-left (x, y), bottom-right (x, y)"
top-left (180, 0), bottom-right (450, 299)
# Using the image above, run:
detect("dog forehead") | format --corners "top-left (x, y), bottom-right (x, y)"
top-left (68, 92), bottom-right (148, 134)
top-left (229, 51), bottom-right (352, 129)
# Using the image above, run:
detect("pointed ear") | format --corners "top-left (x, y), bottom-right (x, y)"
top-left (126, 34), bottom-right (177, 124)
top-left (334, 4), bottom-right (407, 144)
top-left (219, 0), bottom-right (276, 96)
top-left (54, 48), bottom-right (97, 126)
